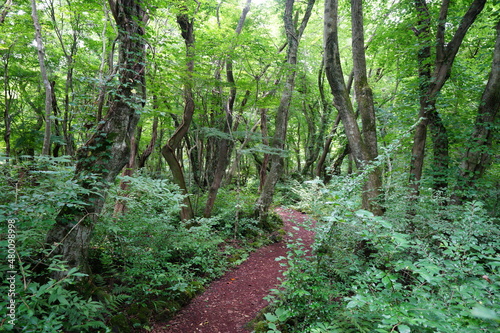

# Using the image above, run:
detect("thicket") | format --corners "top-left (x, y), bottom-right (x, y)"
top-left (255, 173), bottom-right (500, 333)
top-left (0, 157), bottom-right (277, 332)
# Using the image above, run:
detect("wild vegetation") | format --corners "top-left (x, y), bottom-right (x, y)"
top-left (1, 0), bottom-right (499, 332)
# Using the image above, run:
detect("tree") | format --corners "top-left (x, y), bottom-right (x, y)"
top-left (409, 0), bottom-right (486, 195)
top-left (161, 10), bottom-right (196, 221)
top-left (30, 0), bottom-right (52, 156)
top-left (454, 19), bottom-right (500, 202)
top-left (254, 0), bottom-right (316, 224)
top-left (203, 0), bottom-right (252, 218)
top-left (323, 0), bottom-right (383, 215)
top-left (45, 0), bottom-right (147, 276)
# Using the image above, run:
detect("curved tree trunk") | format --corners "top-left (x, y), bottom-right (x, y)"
top-left (454, 20), bottom-right (500, 203)
top-left (324, 0), bottom-right (382, 215)
top-left (161, 12), bottom-right (196, 221)
top-left (409, 0), bottom-right (486, 195)
top-left (31, 0), bottom-right (53, 156)
top-left (255, 0), bottom-right (316, 225)
top-left (315, 114), bottom-right (340, 180)
top-left (138, 115), bottom-right (159, 169)
top-left (45, 0), bottom-right (147, 278)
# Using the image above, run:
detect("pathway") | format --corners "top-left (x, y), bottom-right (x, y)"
top-left (150, 207), bottom-right (315, 333)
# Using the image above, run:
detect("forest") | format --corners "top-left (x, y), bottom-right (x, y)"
top-left (0, 0), bottom-right (499, 331)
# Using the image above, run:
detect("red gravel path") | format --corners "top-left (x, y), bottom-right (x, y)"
top-left (150, 207), bottom-right (316, 333)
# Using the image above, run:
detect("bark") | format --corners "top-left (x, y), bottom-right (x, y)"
top-left (351, 0), bottom-right (383, 214)
top-left (0, 0), bottom-right (12, 25)
top-left (161, 12), bottom-right (195, 221)
top-left (138, 115), bottom-right (159, 168)
top-left (315, 113), bottom-right (341, 179)
top-left (3, 45), bottom-right (12, 159)
top-left (324, 0), bottom-right (364, 167)
top-left (113, 127), bottom-right (140, 215)
top-left (409, 0), bottom-right (486, 195)
top-left (50, 81), bottom-right (63, 157)
top-left (45, 0), bottom-right (147, 278)
top-left (331, 143), bottom-right (350, 177)
top-left (255, 0), bottom-right (316, 224)
top-left (302, 64), bottom-right (333, 177)
top-left (454, 20), bottom-right (500, 202)
top-left (203, 0), bottom-right (251, 218)
top-left (31, 0), bottom-right (53, 156)
top-left (324, 0), bottom-right (382, 214)
top-left (259, 107), bottom-right (270, 192)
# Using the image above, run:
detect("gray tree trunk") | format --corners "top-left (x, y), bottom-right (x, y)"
top-left (324, 0), bottom-right (382, 215)
top-left (255, 0), bottom-right (316, 225)
top-left (31, 0), bottom-right (52, 156)
top-left (45, 0), bottom-right (147, 278)
top-left (454, 20), bottom-right (500, 202)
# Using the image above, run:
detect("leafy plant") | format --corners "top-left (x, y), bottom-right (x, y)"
top-left (258, 177), bottom-right (500, 333)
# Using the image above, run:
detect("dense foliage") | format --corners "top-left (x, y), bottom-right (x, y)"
top-left (0, 157), bottom-right (278, 331)
top-left (1, 0), bottom-right (499, 331)
top-left (255, 175), bottom-right (500, 332)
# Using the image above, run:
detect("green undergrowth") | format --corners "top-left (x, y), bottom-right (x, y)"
top-left (254, 177), bottom-right (500, 333)
top-left (0, 158), bottom-right (281, 332)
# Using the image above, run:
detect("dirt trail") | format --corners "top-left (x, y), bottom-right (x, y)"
top-left (150, 207), bottom-right (316, 333)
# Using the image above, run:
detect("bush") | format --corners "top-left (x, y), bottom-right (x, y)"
top-left (0, 156), bottom-right (108, 332)
top-left (258, 178), bottom-right (500, 333)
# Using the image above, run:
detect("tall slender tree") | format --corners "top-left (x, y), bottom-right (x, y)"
top-left (409, 0), bottom-right (486, 195)
top-left (255, 0), bottom-right (316, 224)
top-left (45, 0), bottom-right (147, 277)
top-left (161, 10), bottom-right (196, 221)
top-left (31, 0), bottom-right (52, 156)
top-left (204, 0), bottom-right (252, 218)
top-left (323, 0), bottom-right (382, 215)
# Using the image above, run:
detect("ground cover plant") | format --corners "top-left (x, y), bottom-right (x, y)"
top-left (0, 157), bottom-right (273, 332)
top-left (257, 177), bottom-right (500, 333)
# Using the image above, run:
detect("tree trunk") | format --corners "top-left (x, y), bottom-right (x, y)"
top-left (324, 0), bottom-right (382, 214)
top-left (203, 0), bottom-right (251, 217)
top-left (454, 20), bottom-right (500, 202)
top-left (3, 45), bottom-right (12, 160)
top-left (113, 128), bottom-right (140, 215)
top-left (259, 107), bottom-right (270, 192)
top-left (315, 113), bottom-right (341, 179)
top-left (351, 0), bottom-right (383, 214)
top-left (255, 0), bottom-right (316, 224)
top-left (50, 81), bottom-right (63, 157)
top-left (0, 0), bottom-right (12, 25)
top-left (302, 65), bottom-right (332, 178)
top-left (31, 0), bottom-right (53, 156)
top-left (409, 0), bottom-right (486, 195)
top-left (138, 115), bottom-right (159, 169)
top-left (45, 0), bottom-right (147, 278)
top-left (161, 12), bottom-right (195, 221)
top-left (331, 143), bottom-right (350, 177)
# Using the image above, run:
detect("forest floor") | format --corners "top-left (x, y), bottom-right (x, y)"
top-left (149, 207), bottom-right (316, 333)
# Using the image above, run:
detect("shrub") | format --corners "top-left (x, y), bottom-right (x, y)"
top-left (0, 156), bottom-right (108, 332)
top-left (258, 178), bottom-right (500, 333)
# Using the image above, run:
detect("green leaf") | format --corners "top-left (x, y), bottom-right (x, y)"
top-left (398, 324), bottom-right (411, 333)
top-left (471, 305), bottom-right (500, 322)
top-left (265, 313), bottom-right (278, 322)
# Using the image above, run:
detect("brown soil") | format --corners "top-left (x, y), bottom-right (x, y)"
top-left (149, 207), bottom-right (316, 333)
